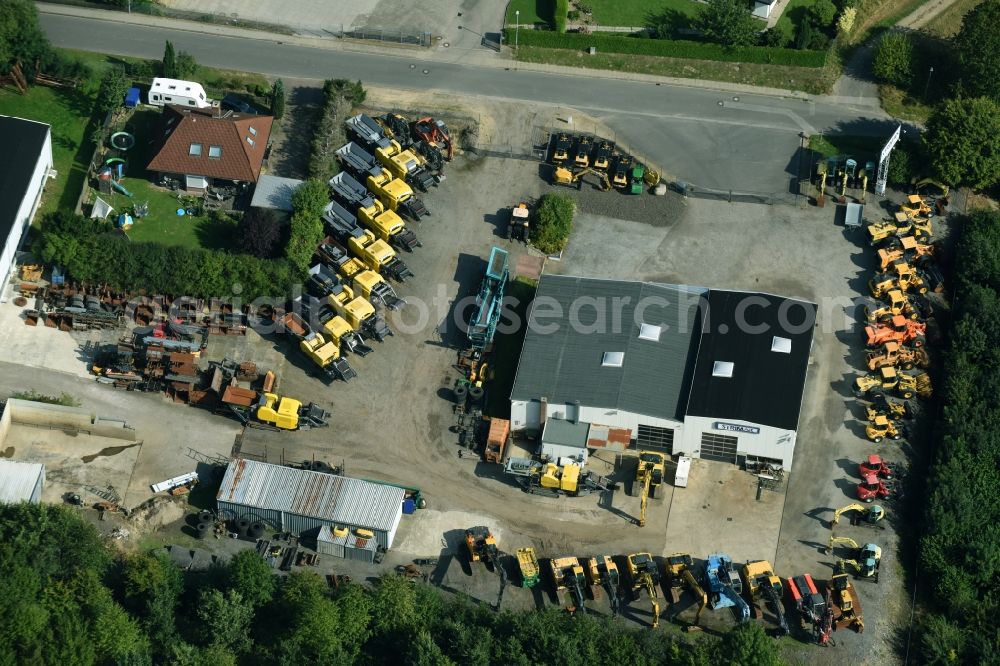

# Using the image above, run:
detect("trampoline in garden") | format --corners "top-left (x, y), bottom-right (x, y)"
top-left (110, 132), bottom-right (135, 150)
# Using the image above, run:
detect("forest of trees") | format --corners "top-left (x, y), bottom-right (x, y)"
top-left (0, 503), bottom-right (786, 665)
top-left (916, 209), bottom-right (1000, 663)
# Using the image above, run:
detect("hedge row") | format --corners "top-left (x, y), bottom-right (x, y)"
top-left (507, 29), bottom-right (829, 67)
top-left (34, 212), bottom-right (301, 302)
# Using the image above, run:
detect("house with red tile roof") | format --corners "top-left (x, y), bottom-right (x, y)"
top-left (147, 105), bottom-right (273, 191)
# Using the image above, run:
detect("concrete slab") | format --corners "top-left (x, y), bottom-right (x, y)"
top-left (664, 458), bottom-right (784, 564)
top-left (0, 297), bottom-right (97, 380)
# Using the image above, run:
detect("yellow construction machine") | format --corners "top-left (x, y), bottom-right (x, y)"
top-left (866, 414), bottom-right (904, 442)
top-left (854, 366), bottom-right (932, 400)
top-left (627, 553), bottom-right (661, 629)
top-left (827, 572), bottom-right (864, 633)
top-left (551, 556), bottom-right (588, 613)
top-left (366, 168), bottom-right (429, 220)
top-left (867, 214), bottom-right (932, 246)
top-left (665, 553), bottom-right (706, 632)
top-left (552, 133), bottom-right (572, 164)
top-left (573, 135), bottom-right (593, 168)
top-left (374, 138), bottom-right (436, 191)
top-left (740, 561), bottom-right (789, 636)
top-left (864, 289), bottom-right (923, 322)
top-left (899, 194), bottom-right (932, 219)
top-left (825, 537), bottom-right (883, 583)
top-left (831, 503), bottom-right (886, 529)
top-left (584, 556), bottom-right (621, 616)
top-left (300, 332), bottom-right (356, 382)
top-left (634, 451), bottom-right (667, 527)
top-left (326, 282), bottom-right (392, 342)
top-left (869, 270), bottom-right (927, 298)
top-left (316, 241), bottom-right (405, 310)
top-left (356, 196), bottom-right (421, 252)
top-left (552, 166), bottom-right (611, 191)
top-left (877, 242), bottom-right (934, 272)
top-left (251, 393), bottom-right (329, 431)
top-left (865, 341), bottom-right (929, 371)
top-left (864, 394), bottom-right (910, 422)
top-left (346, 230), bottom-right (414, 282)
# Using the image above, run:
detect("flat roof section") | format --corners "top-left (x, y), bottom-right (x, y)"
top-left (685, 290), bottom-right (817, 431)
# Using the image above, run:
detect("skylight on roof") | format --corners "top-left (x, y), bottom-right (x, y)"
top-left (638, 323), bottom-right (662, 341)
top-left (246, 136), bottom-right (255, 146)
top-left (208, 145), bottom-right (222, 158)
top-left (249, 126), bottom-right (257, 136)
top-left (712, 361), bottom-right (734, 378)
top-left (771, 336), bottom-right (792, 353)
top-left (602, 352), bottom-right (625, 367)
top-left (189, 143), bottom-right (202, 156)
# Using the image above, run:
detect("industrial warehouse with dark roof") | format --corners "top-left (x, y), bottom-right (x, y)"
top-left (0, 115), bottom-right (52, 292)
top-left (510, 275), bottom-right (817, 469)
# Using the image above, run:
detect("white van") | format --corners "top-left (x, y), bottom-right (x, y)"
top-left (148, 78), bottom-right (213, 108)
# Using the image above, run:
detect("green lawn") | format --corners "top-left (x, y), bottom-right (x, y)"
top-left (505, 0), bottom-right (700, 28)
top-left (807, 134), bottom-right (881, 161)
top-left (584, 0), bottom-right (700, 27)
top-left (774, 0), bottom-right (822, 40)
top-left (506, 0), bottom-right (554, 26)
top-left (0, 84), bottom-right (100, 217)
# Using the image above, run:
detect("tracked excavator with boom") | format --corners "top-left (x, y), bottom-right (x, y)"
top-left (740, 561), bottom-right (789, 637)
top-left (585, 556), bottom-right (621, 617)
top-left (551, 557), bottom-right (587, 614)
top-left (627, 553), bottom-right (661, 629)
top-left (704, 553), bottom-right (751, 624)
top-left (665, 553), bottom-right (707, 632)
top-left (831, 503), bottom-right (886, 528)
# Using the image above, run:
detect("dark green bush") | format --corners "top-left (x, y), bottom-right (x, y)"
top-left (503, 28), bottom-right (829, 67)
top-left (534, 193), bottom-right (575, 254)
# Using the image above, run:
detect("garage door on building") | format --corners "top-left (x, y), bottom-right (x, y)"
top-left (637, 424), bottom-right (674, 452)
top-left (700, 432), bottom-right (738, 464)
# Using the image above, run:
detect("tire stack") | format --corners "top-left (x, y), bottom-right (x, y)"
top-left (248, 522), bottom-right (266, 540)
top-left (234, 518), bottom-right (250, 539)
top-left (196, 510), bottom-right (214, 540)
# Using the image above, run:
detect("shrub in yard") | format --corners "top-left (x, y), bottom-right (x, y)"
top-left (10, 390), bottom-right (80, 407)
top-left (568, 10), bottom-right (580, 21)
top-left (873, 32), bottom-right (915, 88)
top-left (270, 79), bottom-right (285, 120)
top-left (761, 22), bottom-right (794, 48)
top-left (285, 179), bottom-right (328, 272)
top-left (95, 67), bottom-right (128, 115)
top-left (237, 208), bottom-right (284, 259)
top-left (162, 40), bottom-right (176, 78)
top-left (533, 193), bottom-right (575, 255)
top-left (837, 6), bottom-right (857, 34)
top-left (697, 0), bottom-right (760, 47)
top-left (174, 51), bottom-right (198, 79)
top-left (886, 142), bottom-right (917, 185)
top-left (555, 0), bottom-right (569, 33)
top-left (809, 0), bottom-right (838, 29)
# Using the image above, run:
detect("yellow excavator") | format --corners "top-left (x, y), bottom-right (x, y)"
top-left (826, 537), bottom-right (882, 582)
top-left (584, 556), bottom-right (621, 617)
top-left (551, 556), bottom-right (587, 614)
top-left (553, 166), bottom-right (611, 191)
top-left (831, 503), bottom-right (886, 529)
top-left (634, 451), bottom-right (666, 527)
top-left (665, 553), bottom-right (706, 632)
top-left (740, 560), bottom-right (789, 637)
top-left (627, 553), bottom-right (661, 629)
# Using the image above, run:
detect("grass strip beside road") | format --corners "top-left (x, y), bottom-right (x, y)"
top-left (515, 46), bottom-right (838, 94)
top-left (807, 134), bottom-right (882, 161)
top-left (923, 0), bottom-right (983, 36)
top-left (879, 84), bottom-right (933, 124)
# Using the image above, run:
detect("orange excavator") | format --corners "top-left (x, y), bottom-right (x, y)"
top-left (865, 315), bottom-right (926, 348)
top-left (411, 117), bottom-right (453, 160)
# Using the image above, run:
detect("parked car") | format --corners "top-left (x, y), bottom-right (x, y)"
top-left (220, 94), bottom-right (259, 115)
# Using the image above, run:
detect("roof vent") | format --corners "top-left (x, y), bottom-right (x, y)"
top-left (712, 361), bottom-right (734, 378)
top-left (638, 323), bottom-right (662, 341)
top-left (771, 336), bottom-right (792, 353)
top-left (602, 352), bottom-right (625, 368)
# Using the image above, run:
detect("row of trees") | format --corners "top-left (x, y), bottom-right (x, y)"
top-left (0, 0), bottom-right (91, 84)
top-left (873, 0), bottom-right (1000, 189)
top-left (0, 502), bottom-right (784, 665)
top-left (915, 210), bottom-right (1000, 663)
top-left (533, 193), bottom-right (575, 255)
top-left (308, 78), bottom-right (367, 181)
top-left (34, 211), bottom-right (301, 301)
top-left (285, 179), bottom-right (329, 273)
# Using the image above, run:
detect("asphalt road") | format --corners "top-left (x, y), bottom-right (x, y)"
top-left (40, 13), bottom-right (893, 193)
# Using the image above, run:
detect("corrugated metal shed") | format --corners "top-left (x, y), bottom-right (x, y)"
top-left (217, 459), bottom-right (404, 548)
top-left (586, 424), bottom-right (631, 452)
top-left (0, 460), bottom-right (44, 504)
top-left (317, 524), bottom-right (378, 562)
top-left (250, 174), bottom-right (303, 212)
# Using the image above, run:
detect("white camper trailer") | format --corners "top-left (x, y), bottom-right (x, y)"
top-left (148, 78), bottom-right (213, 108)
